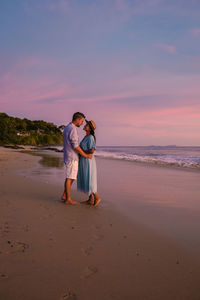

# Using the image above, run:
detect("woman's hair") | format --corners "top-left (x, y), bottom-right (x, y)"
top-left (88, 124), bottom-right (96, 143)
top-left (90, 129), bottom-right (96, 143)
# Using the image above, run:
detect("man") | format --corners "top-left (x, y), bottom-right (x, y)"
top-left (61, 112), bottom-right (92, 205)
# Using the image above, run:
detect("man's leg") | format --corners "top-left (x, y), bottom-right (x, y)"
top-left (61, 178), bottom-right (68, 201)
top-left (61, 185), bottom-right (66, 201)
top-left (61, 179), bottom-right (70, 201)
top-left (65, 178), bottom-right (79, 205)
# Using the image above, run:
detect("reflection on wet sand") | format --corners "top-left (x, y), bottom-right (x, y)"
top-left (21, 151), bottom-right (64, 168)
top-left (39, 155), bottom-right (63, 168)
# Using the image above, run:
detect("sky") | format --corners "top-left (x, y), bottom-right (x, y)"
top-left (0, 0), bottom-right (200, 146)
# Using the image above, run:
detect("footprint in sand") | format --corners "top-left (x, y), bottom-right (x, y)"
top-left (81, 266), bottom-right (98, 279)
top-left (60, 290), bottom-right (77, 300)
top-left (2, 222), bottom-right (10, 234)
top-left (6, 240), bottom-right (29, 254)
top-left (81, 246), bottom-right (93, 256)
top-left (94, 224), bottom-right (101, 230)
top-left (93, 233), bottom-right (104, 241)
top-left (19, 224), bottom-right (30, 232)
top-left (24, 225), bottom-right (30, 232)
top-left (0, 274), bottom-right (8, 280)
top-left (39, 204), bottom-right (50, 211)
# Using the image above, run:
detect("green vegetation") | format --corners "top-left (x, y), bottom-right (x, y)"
top-left (0, 113), bottom-right (63, 146)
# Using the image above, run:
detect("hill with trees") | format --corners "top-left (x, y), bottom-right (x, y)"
top-left (0, 113), bottom-right (64, 146)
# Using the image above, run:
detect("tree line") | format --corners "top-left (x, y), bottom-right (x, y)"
top-left (0, 113), bottom-right (64, 146)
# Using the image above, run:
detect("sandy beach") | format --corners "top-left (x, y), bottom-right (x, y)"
top-left (1, 146), bottom-right (200, 300)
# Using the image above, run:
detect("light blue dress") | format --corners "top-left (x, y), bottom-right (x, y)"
top-left (77, 135), bottom-right (97, 195)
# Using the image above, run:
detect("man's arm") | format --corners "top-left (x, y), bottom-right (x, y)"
top-left (83, 148), bottom-right (95, 154)
top-left (69, 127), bottom-right (92, 159)
top-left (75, 146), bottom-right (93, 159)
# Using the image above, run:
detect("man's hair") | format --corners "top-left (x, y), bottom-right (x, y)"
top-left (72, 112), bottom-right (86, 121)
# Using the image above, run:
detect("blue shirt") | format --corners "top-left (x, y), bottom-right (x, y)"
top-left (63, 122), bottom-right (79, 163)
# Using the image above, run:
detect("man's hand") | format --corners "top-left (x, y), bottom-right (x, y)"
top-left (75, 146), bottom-right (93, 159)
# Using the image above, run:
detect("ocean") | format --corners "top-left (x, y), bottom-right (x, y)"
top-left (52, 145), bottom-right (200, 170)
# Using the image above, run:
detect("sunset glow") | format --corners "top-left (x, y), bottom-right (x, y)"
top-left (1, 0), bottom-right (200, 145)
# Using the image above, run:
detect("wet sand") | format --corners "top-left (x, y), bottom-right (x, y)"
top-left (1, 146), bottom-right (200, 300)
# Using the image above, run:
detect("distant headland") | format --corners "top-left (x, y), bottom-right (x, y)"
top-left (0, 113), bottom-right (65, 146)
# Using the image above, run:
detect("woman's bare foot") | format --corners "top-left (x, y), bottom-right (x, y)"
top-left (65, 198), bottom-right (80, 205)
top-left (94, 198), bottom-right (101, 207)
top-left (81, 194), bottom-right (94, 205)
top-left (81, 199), bottom-right (94, 205)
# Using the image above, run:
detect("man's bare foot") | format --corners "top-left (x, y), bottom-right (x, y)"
top-left (81, 199), bottom-right (94, 205)
top-left (94, 198), bottom-right (101, 207)
top-left (65, 198), bottom-right (80, 205)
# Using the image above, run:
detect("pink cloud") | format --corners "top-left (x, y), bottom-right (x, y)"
top-left (1, 55), bottom-right (200, 146)
top-left (93, 102), bottom-right (200, 145)
top-left (157, 43), bottom-right (176, 54)
top-left (1, 56), bottom-right (200, 105)
top-left (2, 58), bottom-right (200, 112)
top-left (128, 32), bottom-right (136, 40)
top-left (0, 62), bottom-right (74, 107)
top-left (22, 0), bottom-right (71, 14)
top-left (114, 0), bottom-right (130, 11)
top-left (148, 105), bottom-right (200, 118)
top-left (191, 28), bottom-right (200, 36)
top-left (47, 0), bottom-right (70, 12)
top-left (132, 0), bottom-right (161, 13)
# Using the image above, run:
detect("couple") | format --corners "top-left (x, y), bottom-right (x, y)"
top-left (61, 112), bottom-right (101, 207)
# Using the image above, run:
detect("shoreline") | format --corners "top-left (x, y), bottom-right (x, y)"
top-left (23, 145), bottom-right (200, 173)
top-left (1, 147), bottom-right (200, 299)
top-left (2, 145), bottom-right (200, 173)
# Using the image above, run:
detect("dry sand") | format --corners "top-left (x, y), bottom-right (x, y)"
top-left (1, 146), bottom-right (200, 300)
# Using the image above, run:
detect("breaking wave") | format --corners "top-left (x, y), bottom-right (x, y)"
top-left (94, 150), bottom-right (200, 170)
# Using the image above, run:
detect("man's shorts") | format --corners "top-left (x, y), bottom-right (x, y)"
top-left (64, 160), bottom-right (78, 180)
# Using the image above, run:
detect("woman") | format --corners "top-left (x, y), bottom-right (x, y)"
top-left (77, 120), bottom-right (101, 207)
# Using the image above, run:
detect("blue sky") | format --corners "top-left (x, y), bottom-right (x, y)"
top-left (1, 0), bottom-right (200, 145)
